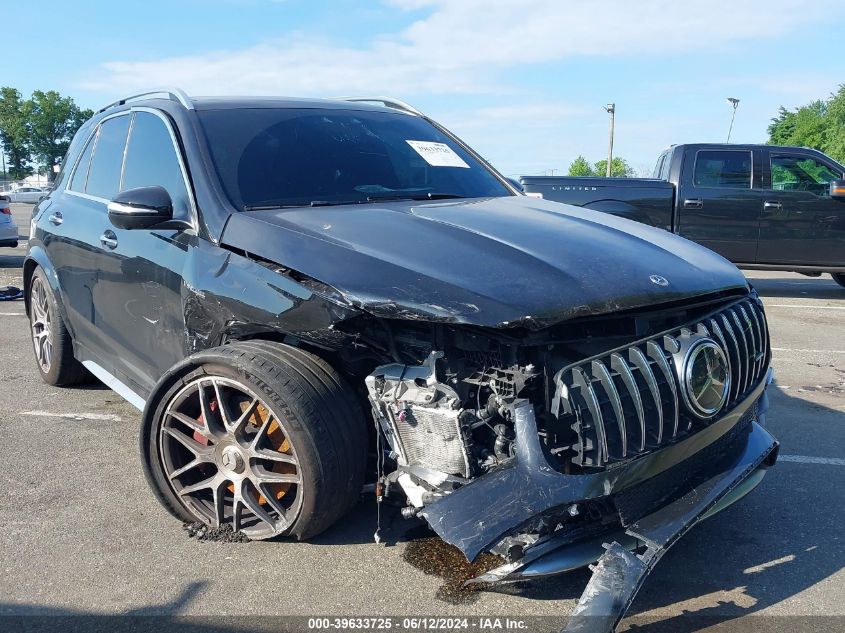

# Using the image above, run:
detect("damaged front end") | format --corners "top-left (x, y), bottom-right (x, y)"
top-left (364, 292), bottom-right (778, 631)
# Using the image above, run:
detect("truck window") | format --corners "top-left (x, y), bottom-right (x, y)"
top-left (693, 150), bottom-right (752, 189)
top-left (771, 154), bottom-right (842, 195)
top-left (652, 153), bottom-right (666, 179)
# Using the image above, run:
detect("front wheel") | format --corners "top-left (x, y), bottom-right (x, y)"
top-left (832, 273), bottom-right (845, 289)
top-left (142, 341), bottom-right (368, 540)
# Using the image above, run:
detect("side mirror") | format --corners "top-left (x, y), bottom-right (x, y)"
top-left (108, 186), bottom-right (174, 230)
top-left (831, 179), bottom-right (845, 200)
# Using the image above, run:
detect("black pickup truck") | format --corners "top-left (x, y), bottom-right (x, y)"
top-left (520, 143), bottom-right (845, 287)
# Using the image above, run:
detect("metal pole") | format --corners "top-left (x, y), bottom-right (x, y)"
top-left (604, 103), bottom-right (615, 177)
top-left (726, 97), bottom-right (739, 143)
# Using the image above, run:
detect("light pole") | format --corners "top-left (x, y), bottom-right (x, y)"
top-left (726, 97), bottom-right (740, 143)
top-left (604, 103), bottom-right (615, 177)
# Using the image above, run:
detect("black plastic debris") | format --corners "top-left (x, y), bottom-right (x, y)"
top-left (0, 286), bottom-right (23, 301)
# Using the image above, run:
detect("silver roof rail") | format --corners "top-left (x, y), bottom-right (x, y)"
top-left (337, 96), bottom-right (423, 116)
top-left (97, 88), bottom-right (193, 114)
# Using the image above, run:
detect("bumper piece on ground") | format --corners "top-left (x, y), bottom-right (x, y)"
top-left (561, 420), bottom-right (778, 633)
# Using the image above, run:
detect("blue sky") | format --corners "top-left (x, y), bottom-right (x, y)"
top-left (6, 0), bottom-right (844, 176)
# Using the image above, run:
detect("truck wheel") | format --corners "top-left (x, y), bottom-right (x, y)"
top-left (141, 341), bottom-right (368, 541)
top-left (832, 273), bottom-right (845, 289)
top-left (28, 267), bottom-right (88, 386)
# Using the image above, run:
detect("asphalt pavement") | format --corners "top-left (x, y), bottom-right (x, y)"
top-left (0, 202), bottom-right (842, 630)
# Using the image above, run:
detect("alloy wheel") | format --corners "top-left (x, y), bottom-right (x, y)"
top-left (30, 277), bottom-right (53, 373)
top-left (160, 376), bottom-right (303, 539)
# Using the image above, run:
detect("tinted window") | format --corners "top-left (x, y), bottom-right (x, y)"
top-left (652, 152), bottom-right (666, 179)
top-left (771, 154), bottom-right (842, 195)
top-left (69, 131), bottom-right (97, 192)
top-left (122, 112), bottom-right (191, 219)
top-left (86, 115), bottom-right (130, 200)
top-left (198, 108), bottom-right (511, 209)
top-left (693, 150), bottom-right (752, 189)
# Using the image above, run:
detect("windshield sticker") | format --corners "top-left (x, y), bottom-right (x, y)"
top-left (406, 140), bottom-right (470, 168)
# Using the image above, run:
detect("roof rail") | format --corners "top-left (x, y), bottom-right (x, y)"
top-left (337, 96), bottom-right (423, 116)
top-left (97, 88), bottom-right (193, 114)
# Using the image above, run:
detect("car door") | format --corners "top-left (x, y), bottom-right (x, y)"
top-left (676, 147), bottom-right (762, 263)
top-left (48, 113), bottom-right (131, 358)
top-left (756, 150), bottom-right (845, 267)
top-left (90, 108), bottom-right (197, 393)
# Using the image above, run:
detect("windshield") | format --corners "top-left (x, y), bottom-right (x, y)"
top-left (197, 107), bottom-right (512, 210)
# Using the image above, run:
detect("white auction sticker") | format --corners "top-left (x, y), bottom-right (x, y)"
top-left (406, 140), bottom-right (470, 168)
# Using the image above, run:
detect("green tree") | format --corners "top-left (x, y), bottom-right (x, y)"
top-left (767, 85), bottom-right (845, 164)
top-left (0, 87), bottom-right (33, 180)
top-left (567, 155), bottom-right (595, 176)
top-left (26, 90), bottom-right (93, 181)
top-left (594, 157), bottom-right (635, 177)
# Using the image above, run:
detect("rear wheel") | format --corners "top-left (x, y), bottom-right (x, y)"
top-left (142, 342), bottom-right (367, 540)
top-left (29, 267), bottom-right (87, 386)
top-left (832, 273), bottom-right (845, 289)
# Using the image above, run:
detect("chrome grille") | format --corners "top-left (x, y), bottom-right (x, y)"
top-left (552, 297), bottom-right (769, 468)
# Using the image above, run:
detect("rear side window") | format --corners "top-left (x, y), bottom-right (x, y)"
top-left (86, 115), bottom-right (131, 200)
top-left (652, 152), bottom-right (666, 179)
top-left (693, 150), bottom-right (752, 189)
top-left (122, 112), bottom-right (191, 220)
top-left (68, 131), bottom-right (97, 192)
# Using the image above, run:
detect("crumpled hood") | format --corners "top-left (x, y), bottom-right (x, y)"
top-left (221, 196), bottom-right (748, 328)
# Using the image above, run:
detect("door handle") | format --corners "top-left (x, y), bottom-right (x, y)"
top-left (763, 200), bottom-right (783, 212)
top-left (683, 198), bottom-right (703, 209)
top-left (48, 211), bottom-right (63, 226)
top-left (100, 230), bottom-right (118, 250)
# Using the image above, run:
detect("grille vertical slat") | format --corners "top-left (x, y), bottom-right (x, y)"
top-left (557, 297), bottom-right (769, 469)
top-left (738, 304), bottom-right (759, 384)
top-left (647, 340), bottom-right (679, 438)
top-left (720, 314), bottom-right (743, 403)
top-left (611, 352), bottom-right (646, 452)
top-left (592, 360), bottom-right (627, 458)
top-left (746, 302), bottom-right (765, 382)
top-left (628, 346), bottom-right (663, 445)
top-left (729, 308), bottom-right (751, 394)
top-left (572, 367), bottom-right (608, 466)
top-left (708, 317), bottom-right (734, 400)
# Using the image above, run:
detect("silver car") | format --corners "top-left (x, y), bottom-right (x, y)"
top-left (0, 196), bottom-right (19, 248)
top-left (6, 187), bottom-right (48, 203)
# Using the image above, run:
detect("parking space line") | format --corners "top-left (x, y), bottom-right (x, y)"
top-left (765, 304), bottom-right (845, 310)
top-left (771, 347), bottom-right (845, 354)
top-left (778, 454), bottom-right (845, 466)
top-left (0, 312), bottom-right (25, 316)
top-left (20, 410), bottom-right (123, 422)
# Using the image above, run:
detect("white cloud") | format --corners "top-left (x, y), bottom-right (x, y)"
top-left (80, 0), bottom-right (836, 98)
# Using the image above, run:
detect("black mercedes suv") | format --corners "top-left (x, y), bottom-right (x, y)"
top-left (26, 90), bottom-right (778, 627)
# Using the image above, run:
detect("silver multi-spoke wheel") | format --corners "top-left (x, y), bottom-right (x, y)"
top-left (160, 376), bottom-right (303, 539)
top-left (30, 276), bottom-right (53, 372)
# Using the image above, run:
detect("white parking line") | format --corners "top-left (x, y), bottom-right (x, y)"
top-left (765, 304), bottom-right (845, 310)
top-left (0, 312), bottom-right (24, 316)
top-left (771, 347), bottom-right (845, 354)
top-left (778, 454), bottom-right (845, 466)
top-left (20, 410), bottom-right (122, 422)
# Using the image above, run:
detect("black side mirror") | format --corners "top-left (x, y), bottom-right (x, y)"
top-left (831, 179), bottom-right (845, 200)
top-left (108, 186), bottom-right (175, 230)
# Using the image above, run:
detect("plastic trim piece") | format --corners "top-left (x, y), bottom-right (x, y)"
top-left (81, 360), bottom-right (147, 411)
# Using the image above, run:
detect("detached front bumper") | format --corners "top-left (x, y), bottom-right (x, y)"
top-left (419, 370), bottom-right (778, 632)
top-left (562, 418), bottom-right (777, 633)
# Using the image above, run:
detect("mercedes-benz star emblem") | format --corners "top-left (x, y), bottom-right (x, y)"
top-left (649, 274), bottom-right (669, 287)
top-left (683, 339), bottom-right (730, 418)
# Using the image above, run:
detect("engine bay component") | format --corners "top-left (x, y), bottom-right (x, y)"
top-left (367, 352), bottom-right (472, 479)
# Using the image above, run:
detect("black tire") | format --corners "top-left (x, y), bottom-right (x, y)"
top-left (28, 266), bottom-right (87, 386)
top-left (142, 341), bottom-right (368, 540)
top-left (832, 273), bottom-right (845, 289)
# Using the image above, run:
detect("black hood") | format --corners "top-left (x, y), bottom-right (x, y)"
top-left (221, 196), bottom-right (748, 329)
